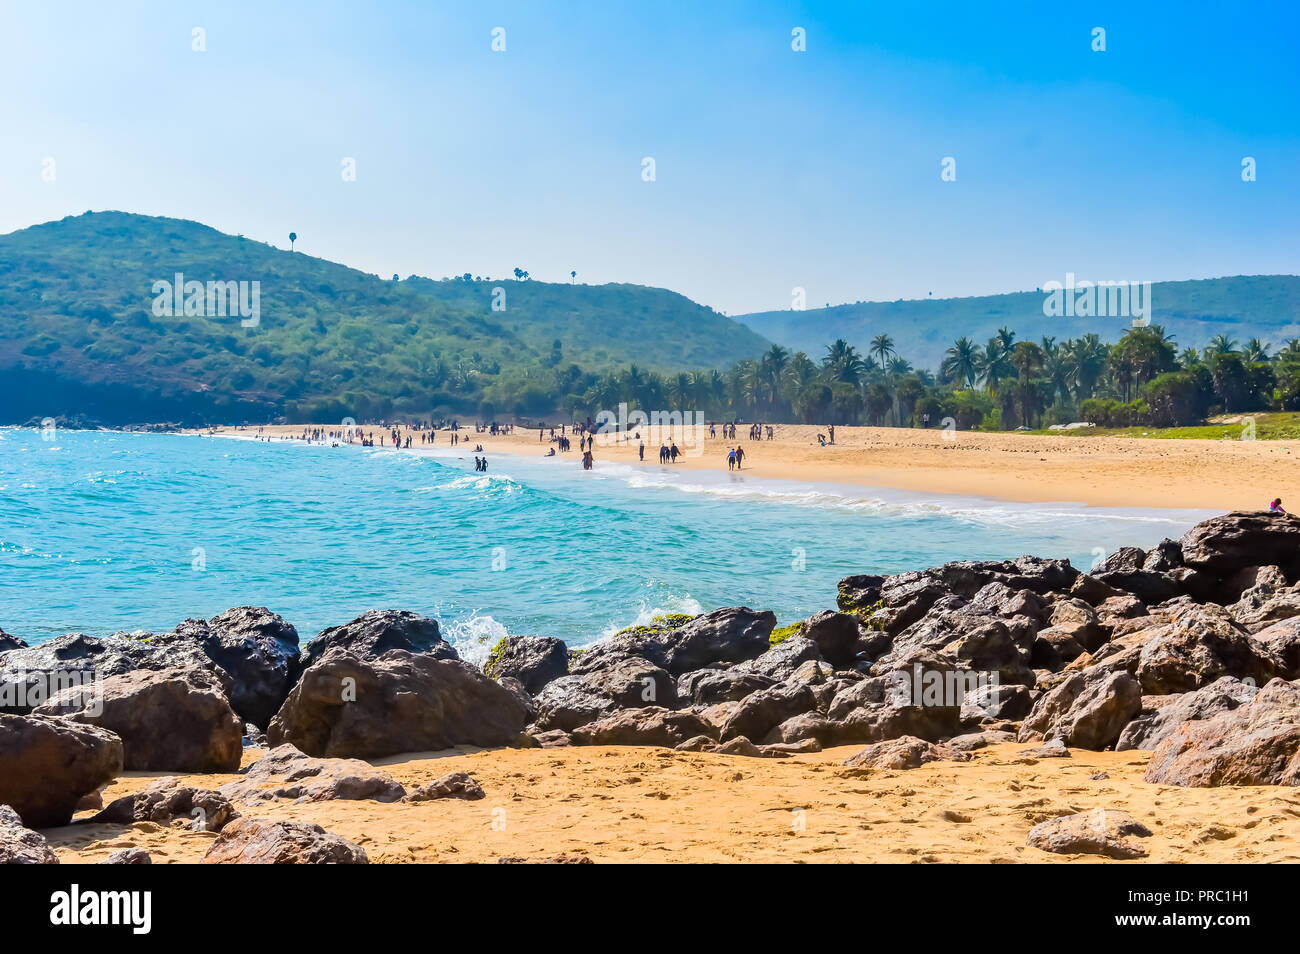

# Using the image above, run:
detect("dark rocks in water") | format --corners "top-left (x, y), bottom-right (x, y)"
top-left (1144, 677), bottom-right (1300, 786)
top-left (0, 714), bottom-right (123, 828)
top-left (221, 744), bottom-right (406, 804)
top-left (34, 666), bottom-right (243, 773)
top-left (268, 650), bottom-right (529, 759)
top-left (1018, 669), bottom-right (1141, 750)
top-left (570, 707), bottom-right (715, 748)
top-left (0, 804), bottom-right (59, 864)
top-left (1027, 810), bottom-right (1152, 859)
top-left (575, 607), bottom-right (775, 676)
top-left (202, 818), bottom-right (368, 864)
top-left (171, 606), bottom-right (300, 727)
top-left (484, 635), bottom-right (568, 693)
top-left (404, 772), bottom-right (485, 802)
top-left (531, 655), bottom-right (676, 732)
top-left (1116, 677), bottom-right (1259, 751)
top-left (92, 778), bottom-right (239, 832)
top-left (1180, 511), bottom-right (1300, 575)
top-left (0, 629), bottom-right (27, 653)
top-left (298, 609), bottom-right (457, 673)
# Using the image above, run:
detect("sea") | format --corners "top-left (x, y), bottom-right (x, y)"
top-left (0, 428), bottom-right (1214, 666)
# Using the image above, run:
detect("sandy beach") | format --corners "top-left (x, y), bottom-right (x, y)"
top-left (44, 741), bottom-right (1300, 864)
top-left (206, 423), bottom-right (1300, 512)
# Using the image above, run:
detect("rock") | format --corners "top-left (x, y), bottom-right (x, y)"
top-left (677, 668), bottom-right (775, 705)
top-left (268, 650), bottom-right (530, 759)
top-left (532, 655), bottom-right (676, 732)
top-left (34, 667), bottom-right (242, 773)
top-left (800, 611), bottom-right (865, 666)
top-left (1133, 604), bottom-right (1281, 694)
top-left (242, 722), bottom-right (268, 747)
top-left (1031, 627), bottom-right (1088, 670)
top-left (948, 729), bottom-right (1015, 751)
top-left (570, 707), bottom-right (715, 748)
top-left (930, 556), bottom-right (1079, 598)
top-left (960, 682), bottom-right (1034, 722)
top-left (1096, 593), bottom-right (1148, 625)
top-left (1255, 618), bottom-right (1300, 678)
top-left (963, 582), bottom-right (1047, 624)
top-left (1070, 573), bottom-right (1126, 606)
top-left (731, 637), bottom-right (823, 681)
top-left (404, 772), bottom-right (485, 802)
top-left (674, 734), bottom-right (716, 752)
top-left (719, 682), bottom-right (817, 743)
top-left (1116, 678), bottom-right (1259, 751)
top-left (497, 855), bottom-right (593, 864)
top-left (763, 712), bottom-right (839, 746)
top-left (171, 606), bottom-right (300, 727)
top-left (202, 818), bottom-right (368, 864)
top-left (99, 848), bottom-right (151, 864)
top-left (1027, 809), bottom-right (1152, 859)
top-left (836, 574), bottom-right (885, 614)
top-left (0, 804), bottom-right (58, 864)
top-left (1180, 511), bottom-right (1300, 575)
top-left (843, 736), bottom-right (971, 770)
top-left (761, 738), bottom-right (821, 755)
top-left (1144, 677), bottom-right (1300, 786)
top-left (0, 632), bottom-right (231, 715)
top-left (529, 729), bottom-right (572, 748)
top-left (0, 630), bottom-right (27, 652)
top-left (220, 744), bottom-right (406, 804)
top-left (1091, 546), bottom-right (1181, 605)
top-left (1018, 669), bottom-right (1142, 750)
top-left (826, 673), bottom-right (963, 744)
top-left (92, 778), bottom-right (239, 832)
top-left (1045, 598), bottom-right (1105, 652)
top-left (877, 608), bottom-right (1035, 687)
top-left (483, 636), bottom-right (568, 693)
top-left (576, 607), bottom-right (776, 676)
top-left (1231, 590), bottom-right (1300, 633)
top-left (1018, 739), bottom-right (1071, 758)
top-left (299, 609), bottom-right (457, 672)
top-left (0, 715), bottom-right (123, 827)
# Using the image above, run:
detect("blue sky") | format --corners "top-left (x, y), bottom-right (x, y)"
top-left (1, 1), bottom-right (1296, 314)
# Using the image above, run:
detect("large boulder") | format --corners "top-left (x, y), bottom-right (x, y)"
top-left (484, 636), bottom-right (568, 693)
top-left (570, 707), bottom-right (715, 747)
top-left (34, 667), bottom-right (242, 773)
top-left (0, 804), bottom-right (58, 864)
top-left (1133, 604), bottom-right (1281, 694)
top-left (531, 655), bottom-right (675, 731)
top-left (1144, 678), bottom-right (1300, 786)
top-left (719, 682), bottom-right (817, 743)
top-left (0, 632), bottom-right (231, 715)
top-left (842, 736), bottom-right (971, 770)
top-left (1254, 617), bottom-right (1300, 679)
top-left (1027, 810), bottom-right (1152, 859)
top-left (0, 629), bottom-right (27, 653)
top-left (268, 650), bottom-right (529, 759)
top-left (0, 715), bottom-right (123, 827)
top-left (92, 778), bottom-right (239, 832)
top-left (1091, 547), bottom-right (1181, 605)
top-left (202, 818), bottom-right (368, 864)
top-left (825, 673), bottom-right (963, 745)
top-left (1180, 511), bottom-right (1300, 575)
top-left (677, 668), bottom-right (774, 705)
top-left (800, 611), bottom-right (866, 666)
top-left (1018, 669), bottom-right (1142, 750)
top-left (575, 608), bottom-right (776, 675)
top-left (1116, 678), bottom-right (1259, 751)
top-left (732, 637), bottom-right (823, 681)
top-left (299, 610), bottom-right (457, 672)
top-left (171, 607), bottom-right (300, 727)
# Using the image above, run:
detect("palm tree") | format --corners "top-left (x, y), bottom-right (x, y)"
top-left (870, 334), bottom-right (896, 372)
top-left (942, 337), bottom-right (980, 388)
top-left (570, 270), bottom-right (576, 284)
top-left (822, 340), bottom-right (866, 386)
top-left (1206, 334), bottom-right (1239, 358)
top-left (1244, 337), bottom-right (1270, 363)
top-left (289, 232), bottom-right (297, 252)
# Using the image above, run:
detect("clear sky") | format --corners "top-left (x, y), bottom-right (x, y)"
top-left (2, 1), bottom-right (1296, 315)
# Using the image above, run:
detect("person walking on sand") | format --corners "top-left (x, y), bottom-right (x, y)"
top-left (735, 445), bottom-right (745, 469)
top-left (639, 439), bottom-right (645, 461)
top-left (727, 447), bottom-right (736, 471)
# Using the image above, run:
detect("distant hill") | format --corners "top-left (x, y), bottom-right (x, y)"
top-left (403, 276), bottom-right (771, 373)
top-left (737, 276), bottom-right (1300, 370)
top-left (0, 212), bottom-right (769, 425)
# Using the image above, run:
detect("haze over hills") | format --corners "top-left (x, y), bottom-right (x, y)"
top-left (0, 211), bottom-right (770, 424)
top-left (736, 276), bottom-right (1300, 369)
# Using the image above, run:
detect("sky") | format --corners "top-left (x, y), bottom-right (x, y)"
top-left (1, 1), bottom-right (1296, 315)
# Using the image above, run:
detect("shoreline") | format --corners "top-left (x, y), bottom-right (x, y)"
top-left (190, 422), bottom-right (1299, 512)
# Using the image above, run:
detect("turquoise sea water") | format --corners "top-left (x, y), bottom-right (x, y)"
top-left (0, 428), bottom-right (1214, 665)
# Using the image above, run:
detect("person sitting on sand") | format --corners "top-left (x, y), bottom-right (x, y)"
top-left (1270, 498), bottom-right (1286, 514)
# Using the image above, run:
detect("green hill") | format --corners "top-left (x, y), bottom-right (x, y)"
top-left (0, 211), bottom-right (769, 425)
top-left (737, 276), bottom-right (1300, 370)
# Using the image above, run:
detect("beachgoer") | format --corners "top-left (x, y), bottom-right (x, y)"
top-left (1270, 498), bottom-right (1287, 514)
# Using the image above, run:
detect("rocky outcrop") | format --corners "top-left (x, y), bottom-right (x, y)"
top-left (826, 673), bottom-right (962, 744)
top-left (268, 650), bottom-right (529, 759)
top-left (799, 611), bottom-right (865, 666)
top-left (0, 804), bottom-right (59, 864)
top-left (92, 778), bottom-right (239, 832)
top-left (298, 609), bottom-right (457, 672)
top-left (202, 818), bottom-right (368, 864)
top-left (34, 667), bottom-right (242, 773)
top-left (531, 655), bottom-right (675, 731)
top-left (570, 707), bottom-right (715, 747)
top-left (1116, 678), bottom-right (1259, 751)
top-left (484, 636), bottom-right (568, 693)
top-left (220, 744), bottom-right (406, 804)
top-left (677, 668), bottom-right (774, 705)
top-left (0, 715), bottom-right (123, 827)
top-left (1027, 809), bottom-right (1152, 859)
top-left (1180, 511), bottom-right (1300, 575)
top-left (719, 682), bottom-right (817, 743)
top-left (1018, 669), bottom-right (1141, 750)
top-left (1144, 678), bottom-right (1300, 786)
top-left (575, 608), bottom-right (776, 676)
top-left (0, 630), bottom-right (27, 653)
top-left (1133, 604), bottom-right (1281, 694)
top-left (731, 637), bottom-right (823, 681)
